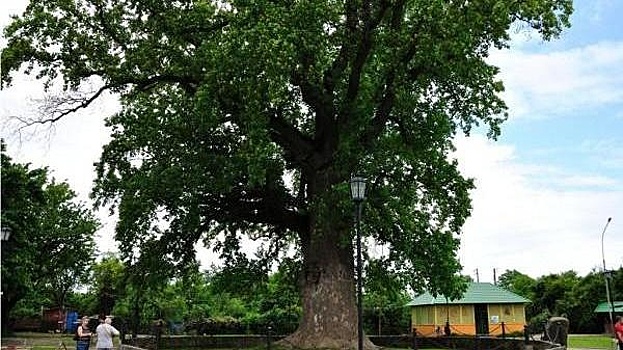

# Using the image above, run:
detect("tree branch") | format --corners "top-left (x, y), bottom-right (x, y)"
top-left (13, 85), bottom-right (112, 128)
top-left (93, 4), bottom-right (129, 52)
top-left (342, 0), bottom-right (391, 109)
top-left (12, 69), bottom-right (201, 129)
top-left (361, 0), bottom-right (416, 149)
top-left (322, 0), bottom-right (359, 93)
top-left (122, 73), bottom-right (201, 94)
top-left (267, 107), bottom-right (320, 172)
top-left (291, 71), bottom-right (331, 120)
top-left (200, 186), bottom-right (308, 234)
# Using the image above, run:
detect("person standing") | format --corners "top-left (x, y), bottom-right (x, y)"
top-left (76, 316), bottom-right (92, 350)
top-left (615, 316), bottom-right (623, 350)
top-left (96, 315), bottom-right (120, 350)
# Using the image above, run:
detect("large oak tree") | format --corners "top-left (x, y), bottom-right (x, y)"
top-left (1, 0), bottom-right (572, 347)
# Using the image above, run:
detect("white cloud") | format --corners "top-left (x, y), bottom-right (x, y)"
top-left (488, 41), bottom-right (623, 120)
top-left (587, 0), bottom-right (616, 24)
top-left (1, 72), bottom-right (121, 256)
top-left (557, 175), bottom-right (619, 188)
top-left (580, 138), bottom-right (623, 170)
top-left (454, 135), bottom-right (623, 280)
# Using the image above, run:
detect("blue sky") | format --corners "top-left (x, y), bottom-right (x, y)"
top-left (1, 0), bottom-right (622, 282)
top-left (494, 0), bottom-right (623, 185)
top-left (453, 0), bottom-right (623, 280)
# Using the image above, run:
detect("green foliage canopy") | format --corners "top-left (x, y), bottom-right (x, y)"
top-left (498, 268), bottom-right (619, 334)
top-left (1, 142), bottom-right (99, 333)
top-left (1, 0), bottom-right (573, 346)
top-left (90, 254), bottom-right (126, 315)
top-left (498, 269), bottom-right (536, 301)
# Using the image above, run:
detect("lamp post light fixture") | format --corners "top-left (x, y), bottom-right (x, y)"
top-left (1, 226), bottom-right (10, 298)
top-left (350, 175), bottom-right (366, 350)
top-left (1, 226), bottom-right (11, 241)
top-left (600, 217), bottom-right (614, 334)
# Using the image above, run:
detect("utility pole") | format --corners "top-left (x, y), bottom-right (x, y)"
top-left (600, 218), bottom-right (614, 334)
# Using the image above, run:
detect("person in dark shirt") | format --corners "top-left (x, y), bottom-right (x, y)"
top-left (76, 316), bottom-right (92, 350)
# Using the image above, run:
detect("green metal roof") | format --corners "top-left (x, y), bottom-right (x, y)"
top-left (594, 301), bottom-right (623, 313)
top-left (406, 282), bottom-right (530, 306)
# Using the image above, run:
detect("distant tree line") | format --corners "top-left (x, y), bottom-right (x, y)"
top-left (7, 253), bottom-right (411, 337)
top-left (498, 269), bottom-right (623, 334)
top-left (7, 244), bottom-right (622, 336)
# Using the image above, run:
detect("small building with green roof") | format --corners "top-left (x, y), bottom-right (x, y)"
top-left (593, 301), bottom-right (623, 334)
top-left (406, 282), bottom-right (530, 337)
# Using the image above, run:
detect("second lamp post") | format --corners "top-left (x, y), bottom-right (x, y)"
top-left (350, 176), bottom-right (366, 350)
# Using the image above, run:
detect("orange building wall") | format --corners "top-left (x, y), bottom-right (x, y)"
top-left (411, 303), bottom-right (526, 337)
top-left (487, 303), bottom-right (526, 335)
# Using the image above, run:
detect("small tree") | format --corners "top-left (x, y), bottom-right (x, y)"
top-left (1, 142), bottom-right (99, 333)
top-left (91, 255), bottom-right (126, 316)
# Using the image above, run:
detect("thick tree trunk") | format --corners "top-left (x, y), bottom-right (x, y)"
top-left (281, 222), bottom-right (376, 349)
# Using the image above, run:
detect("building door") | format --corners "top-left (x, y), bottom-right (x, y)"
top-left (474, 304), bottom-right (489, 335)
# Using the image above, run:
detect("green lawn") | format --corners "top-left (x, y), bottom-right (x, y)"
top-left (567, 335), bottom-right (617, 349)
top-left (5, 332), bottom-right (620, 350)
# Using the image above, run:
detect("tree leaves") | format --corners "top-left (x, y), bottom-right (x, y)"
top-left (1, 142), bottom-right (99, 331)
top-left (2, 0), bottom-right (573, 344)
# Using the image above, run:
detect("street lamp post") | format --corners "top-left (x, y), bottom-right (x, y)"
top-left (600, 217), bottom-right (614, 334)
top-left (350, 176), bottom-right (366, 350)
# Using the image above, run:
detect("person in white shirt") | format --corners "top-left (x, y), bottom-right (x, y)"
top-left (95, 315), bottom-right (120, 350)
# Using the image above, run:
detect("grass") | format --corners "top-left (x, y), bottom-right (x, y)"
top-left (567, 334), bottom-right (618, 349)
top-left (1, 332), bottom-right (70, 346)
top-left (3, 332), bottom-right (619, 350)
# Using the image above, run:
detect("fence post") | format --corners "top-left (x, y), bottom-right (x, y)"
top-left (412, 328), bottom-right (418, 350)
top-left (266, 325), bottom-right (272, 350)
top-left (153, 319), bottom-right (163, 350)
top-left (501, 322), bottom-right (506, 339)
